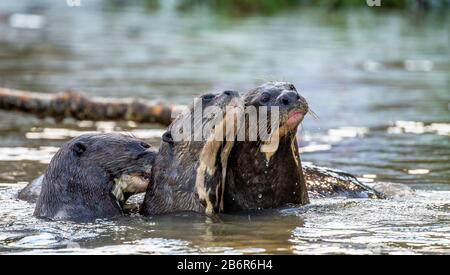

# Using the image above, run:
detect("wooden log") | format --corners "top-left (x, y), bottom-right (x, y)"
top-left (0, 88), bottom-right (186, 126)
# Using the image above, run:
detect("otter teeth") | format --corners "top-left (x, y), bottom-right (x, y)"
top-left (112, 180), bottom-right (125, 203)
top-left (114, 174), bottom-right (149, 195)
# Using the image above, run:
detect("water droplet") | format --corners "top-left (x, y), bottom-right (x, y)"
top-left (293, 192), bottom-right (296, 195)
top-left (295, 182), bottom-right (298, 186)
top-left (258, 194), bottom-right (262, 199)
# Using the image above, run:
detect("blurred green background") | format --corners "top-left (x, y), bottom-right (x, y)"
top-left (176, 0), bottom-right (450, 14)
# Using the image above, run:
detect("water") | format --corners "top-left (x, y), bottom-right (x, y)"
top-left (0, 1), bottom-right (449, 254)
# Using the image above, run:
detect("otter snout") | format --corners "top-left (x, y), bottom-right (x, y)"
top-left (277, 90), bottom-right (309, 114)
top-left (272, 84), bottom-right (309, 130)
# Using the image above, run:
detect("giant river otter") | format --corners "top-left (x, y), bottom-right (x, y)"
top-left (223, 82), bottom-right (379, 212)
top-left (34, 133), bottom-right (156, 222)
top-left (140, 90), bottom-right (243, 216)
top-left (223, 82), bottom-right (310, 212)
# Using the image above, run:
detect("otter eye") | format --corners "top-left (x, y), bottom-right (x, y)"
top-left (201, 94), bottom-right (216, 102)
top-left (259, 93), bottom-right (271, 104)
top-left (140, 142), bottom-right (150, 149)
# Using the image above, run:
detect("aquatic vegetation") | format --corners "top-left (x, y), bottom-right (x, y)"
top-left (177, 0), bottom-right (303, 15)
top-left (174, 0), bottom-right (450, 15)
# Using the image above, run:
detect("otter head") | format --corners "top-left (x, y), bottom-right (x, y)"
top-left (34, 133), bottom-right (157, 222)
top-left (165, 90), bottom-right (242, 144)
top-left (141, 90), bottom-right (244, 216)
top-left (244, 81), bottom-right (308, 137)
top-left (238, 81), bottom-right (308, 160)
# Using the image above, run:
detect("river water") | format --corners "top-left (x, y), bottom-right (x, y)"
top-left (0, 0), bottom-right (449, 254)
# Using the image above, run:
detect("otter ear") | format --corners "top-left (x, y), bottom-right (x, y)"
top-left (162, 131), bottom-right (174, 145)
top-left (73, 142), bottom-right (87, 156)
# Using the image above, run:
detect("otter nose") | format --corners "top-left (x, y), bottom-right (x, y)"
top-left (223, 90), bottom-right (239, 97)
top-left (279, 91), bottom-right (301, 106)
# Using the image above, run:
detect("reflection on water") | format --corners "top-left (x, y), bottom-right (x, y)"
top-left (2, 185), bottom-right (450, 255)
top-left (0, 1), bottom-right (449, 254)
top-left (388, 121), bottom-right (450, 136)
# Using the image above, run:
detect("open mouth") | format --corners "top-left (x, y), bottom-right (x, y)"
top-left (139, 172), bottom-right (152, 182)
top-left (115, 172), bottom-right (151, 195)
top-left (286, 111), bottom-right (305, 127)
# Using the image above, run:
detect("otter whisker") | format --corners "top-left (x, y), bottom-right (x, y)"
top-left (297, 122), bottom-right (305, 143)
top-left (124, 131), bottom-right (136, 138)
top-left (308, 108), bottom-right (319, 121)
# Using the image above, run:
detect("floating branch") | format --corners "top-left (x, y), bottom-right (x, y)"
top-left (0, 88), bottom-right (186, 126)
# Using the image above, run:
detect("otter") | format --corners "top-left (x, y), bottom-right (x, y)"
top-left (223, 82), bottom-right (380, 212)
top-left (223, 82), bottom-right (310, 212)
top-left (34, 133), bottom-right (156, 222)
top-left (140, 90), bottom-right (243, 216)
top-left (303, 163), bottom-right (381, 199)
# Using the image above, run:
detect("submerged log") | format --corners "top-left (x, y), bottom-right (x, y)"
top-left (0, 88), bottom-right (186, 126)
